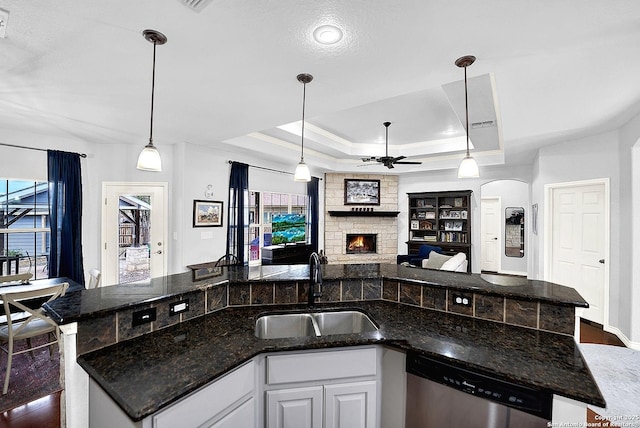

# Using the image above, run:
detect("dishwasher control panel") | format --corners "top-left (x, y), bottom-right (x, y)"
top-left (406, 352), bottom-right (553, 420)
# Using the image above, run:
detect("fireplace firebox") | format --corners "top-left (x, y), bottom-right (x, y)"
top-left (346, 234), bottom-right (377, 254)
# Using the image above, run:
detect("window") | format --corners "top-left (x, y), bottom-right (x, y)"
top-left (248, 191), bottom-right (309, 264)
top-left (0, 179), bottom-right (50, 279)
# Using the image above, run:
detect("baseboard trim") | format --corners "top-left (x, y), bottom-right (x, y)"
top-left (603, 325), bottom-right (640, 350)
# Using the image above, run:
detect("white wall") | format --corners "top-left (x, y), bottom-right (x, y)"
top-left (619, 110), bottom-right (640, 344)
top-left (171, 141), bottom-right (315, 270)
top-left (530, 129), bottom-right (623, 334)
top-left (481, 180), bottom-right (529, 275)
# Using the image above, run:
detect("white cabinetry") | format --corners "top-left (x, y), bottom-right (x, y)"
top-left (152, 361), bottom-right (255, 428)
top-left (89, 361), bottom-right (256, 428)
top-left (264, 347), bottom-right (379, 428)
top-left (325, 381), bottom-right (377, 428)
top-left (266, 386), bottom-right (323, 428)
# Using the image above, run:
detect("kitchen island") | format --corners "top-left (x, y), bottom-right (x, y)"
top-left (44, 263), bottom-right (603, 427)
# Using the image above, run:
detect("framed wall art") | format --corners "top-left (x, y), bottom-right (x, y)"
top-left (344, 179), bottom-right (380, 205)
top-left (193, 200), bottom-right (223, 227)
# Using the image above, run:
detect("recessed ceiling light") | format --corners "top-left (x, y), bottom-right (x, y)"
top-left (313, 25), bottom-right (343, 45)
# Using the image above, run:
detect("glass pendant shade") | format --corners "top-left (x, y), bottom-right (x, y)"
top-left (137, 142), bottom-right (162, 171)
top-left (294, 159), bottom-right (311, 182)
top-left (458, 154), bottom-right (479, 178)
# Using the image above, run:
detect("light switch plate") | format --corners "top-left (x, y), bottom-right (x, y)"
top-left (0, 8), bottom-right (9, 39)
top-left (132, 307), bottom-right (156, 327)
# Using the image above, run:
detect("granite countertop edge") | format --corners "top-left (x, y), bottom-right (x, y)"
top-left (45, 263), bottom-right (589, 324)
top-left (77, 300), bottom-right (605, 421)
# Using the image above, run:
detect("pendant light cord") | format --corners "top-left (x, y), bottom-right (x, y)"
top-left (149, 41), bottom-right (157, 145)
top-left (464, 64), bottom-right (470, 156)
top-left (300, 81), bottom-right (306, 161)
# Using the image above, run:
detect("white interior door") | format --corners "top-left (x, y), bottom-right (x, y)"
top-left (101, 182), bottom-right (168, 286)
top-left (547, 181), bottom-right (608, 325)
top-left (481, 197), bottom-right (501, 272)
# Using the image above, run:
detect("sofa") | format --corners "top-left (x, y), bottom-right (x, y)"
top-left (421, 251), bottom-right (468, 272)
top-left (396, 244), bottom-right (442, 266)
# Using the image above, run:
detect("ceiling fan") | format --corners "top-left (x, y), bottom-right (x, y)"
top-left (361, 122), bottom-right (422, 169)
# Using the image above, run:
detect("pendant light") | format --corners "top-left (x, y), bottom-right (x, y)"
top-left (136, 29), bottom-right (167, 172)
top-left (456, 55), bottom-right (480, 178)
top-left (294, 73), bottom-right (313, 182)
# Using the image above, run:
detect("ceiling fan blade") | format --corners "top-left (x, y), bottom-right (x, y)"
top-left (392, 156), bottom-right (407, 162)
top-left (394, 161), bottom-right (422, 165)
top-left (361, 157), bottom-right (377, 162)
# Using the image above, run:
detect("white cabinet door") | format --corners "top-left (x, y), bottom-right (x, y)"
top-left (153, 361), bottom-right (254, 428)
top-left (210, 397), bottom-right (255, 428)
top-left (266, 386), bottom-right (323, 428)
top-left (325, 381), bottom-right (377, 428)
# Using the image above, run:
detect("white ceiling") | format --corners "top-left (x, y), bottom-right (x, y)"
top-left (1, 0), bottom-right (639, 175)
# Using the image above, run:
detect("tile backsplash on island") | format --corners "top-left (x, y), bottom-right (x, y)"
top-left (324, 173), bottom-right (399, 264)
top-left (75, 276), bottom-right (576, 356)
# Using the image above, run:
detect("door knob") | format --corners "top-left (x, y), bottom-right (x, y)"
top-left (493, 237), bottom-right (498, 240)
top-left (154, 250), bottom-right (163, 255)
top-left (598, 259), bottom-right (605, 264)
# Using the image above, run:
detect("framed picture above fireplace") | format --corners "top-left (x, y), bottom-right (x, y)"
top-left (344, 179), bottom-right (380, 205)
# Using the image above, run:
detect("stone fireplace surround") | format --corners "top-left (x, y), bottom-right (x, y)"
top-left (324, 174), bottom-right (398, 264)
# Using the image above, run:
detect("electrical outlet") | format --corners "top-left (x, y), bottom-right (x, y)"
top-left (452, 294), bottom-right (471, 307)
top-left (169, 300), bottom-right (190, 316)
top-left (132, 307), bottom-right (156, 327)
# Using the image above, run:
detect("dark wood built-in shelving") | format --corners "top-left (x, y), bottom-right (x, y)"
top-left (407, 190), bottom-right (472, 272)
top-left (328, 211), bottom-right (400, 217)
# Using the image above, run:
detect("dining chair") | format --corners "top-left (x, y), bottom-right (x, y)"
top-left (0, 281), bottom-right (69, 394)
top-left (87, 268), bottom-right (102, 289)
top-left (214, 254), bottom-right (240, 267)
top-left (0, 273), bottom-right (33, 285)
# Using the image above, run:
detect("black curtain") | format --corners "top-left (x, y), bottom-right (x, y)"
top-left (307, 177), bottom-right (319, 253)
top-left (47, 150), bottom-right (85, 285)
top-left (226, 162), bottom-right (249, 264)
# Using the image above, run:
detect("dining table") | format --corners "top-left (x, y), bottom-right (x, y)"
top-left (0, 276), bottom-right (83, 317)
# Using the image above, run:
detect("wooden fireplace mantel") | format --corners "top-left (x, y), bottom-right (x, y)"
top-left (328, 210), bottom-right (400, 217)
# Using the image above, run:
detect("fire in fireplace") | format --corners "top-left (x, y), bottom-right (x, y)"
top-left (346, 234), bottom-right (377, 254)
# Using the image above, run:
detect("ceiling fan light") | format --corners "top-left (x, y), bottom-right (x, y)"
top-left (458, 154), bottom-right (479, 178)
top-left (294, 159), bottom-right (311, 182)
top-left (137, 142), bottom-right (162, 171)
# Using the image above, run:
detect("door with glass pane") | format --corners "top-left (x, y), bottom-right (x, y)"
top-left (102, 182), bottom-right (167, 286)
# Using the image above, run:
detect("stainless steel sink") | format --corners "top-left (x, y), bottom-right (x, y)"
top-left (255, 310), bottom-right (378, 339)
top-left (254, 313), bottom-right (319, 339)
top-left (312, 311), bottom-right (378, 335)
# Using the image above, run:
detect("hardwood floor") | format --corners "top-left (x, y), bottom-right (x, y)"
top-left (0, 391), bottom-right (61, 428)
top-left (0, 319), bottom-right (624, 427)
top-left (580, 318), bottom-right (626, 347)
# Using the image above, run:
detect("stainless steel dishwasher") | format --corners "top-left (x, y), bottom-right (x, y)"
top-left (405, 352), bottom-right (552, 428)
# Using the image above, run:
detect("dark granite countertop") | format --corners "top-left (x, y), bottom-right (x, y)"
top-left (44, 263), bottom-right (587, 324)
top-left (77, 300), bottom-right (605, 421)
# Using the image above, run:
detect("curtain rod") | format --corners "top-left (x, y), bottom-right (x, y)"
top-left (227, 160), bottom-right (322, 180)
top-left (0, 142), bottom-right (87, 158)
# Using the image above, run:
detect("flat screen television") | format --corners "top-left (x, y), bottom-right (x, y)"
top-left (271, 214), bottom-right (306, 244)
